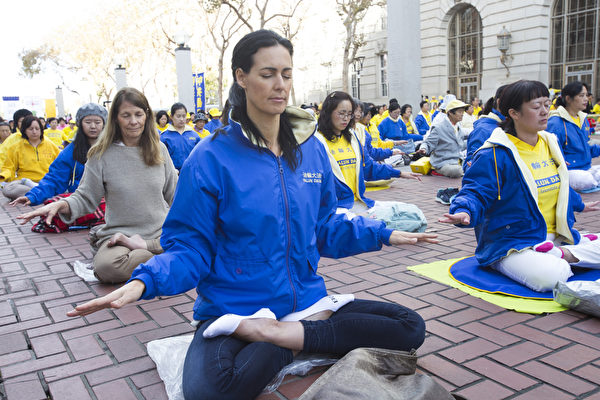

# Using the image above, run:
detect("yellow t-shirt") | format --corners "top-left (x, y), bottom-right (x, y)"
top-left (473, 106), bottom-right (482, 116)
top-left (325, 136), bottom-right (359, 201)
top-left (405, 119), bottom-right (413, 134)
top-left (570, 115), bottom-right (581, 128)
top-left (44, 129), bottom-right (67, 149)
top-left (508, 135), bottom-right (560, 234)
top-left (592, 104), bottom-right (600, 114)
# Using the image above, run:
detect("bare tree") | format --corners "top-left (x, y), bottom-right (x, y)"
top-left (336, 0), bottom-right (383, 93)
top-left (206, 0), bottom-right (302, 31)
top-left (201, 3), bottom-right (245, 107)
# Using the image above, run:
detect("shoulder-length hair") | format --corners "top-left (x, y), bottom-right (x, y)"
top-left (318, 91), bottom-right (355, 142)
top-left (20, 116), bottom-right (44, 141)
top-left (499, 80), bottom-right (549, 136)
top-left (88, 87), bottom-right (163, 166)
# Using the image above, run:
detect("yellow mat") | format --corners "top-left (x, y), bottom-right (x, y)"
top-left (365, 179), bottom-right (392, 192)
top-left (407, 258), bottom-right (566, 314)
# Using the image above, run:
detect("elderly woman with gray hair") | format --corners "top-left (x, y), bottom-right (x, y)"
top-left (417, 99), bottom-right (469, 178)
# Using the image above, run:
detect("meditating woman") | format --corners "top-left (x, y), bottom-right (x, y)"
top-left (62, 30), bottom-right (436, 400)
top-left (18, 88), bottom-right (178, 283)
top-left (417, 100), bottom-right (468, 178)
top-left (155, 110), bottom-right (170, 134)
top-left (377, 103), bottom-right (423, 142)
top-left (441, 80), bottom-right (600, 292)
top-left (160, 103), bottom-right (200, 170)
top-left (1, 116), bottom-right (59, 200)
top-left (546, 81), bottom-right (600, 190)
top-left (316, 91), bottom-right (420, 212)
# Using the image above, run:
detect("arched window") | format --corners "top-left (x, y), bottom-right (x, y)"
top-left (551, 0), bottom-right (600, 97)
top-left (448, 5), bottom-right (482, 102)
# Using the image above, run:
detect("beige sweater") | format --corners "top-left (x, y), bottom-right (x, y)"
top-left (61, 142), bottom-right (178, 248)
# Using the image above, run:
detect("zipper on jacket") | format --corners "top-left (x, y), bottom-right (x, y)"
top-left (277, 156), bottom-right (297, 312)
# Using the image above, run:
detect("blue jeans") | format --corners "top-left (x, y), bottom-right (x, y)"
top-left (182, 299), bottom-right (425, 400)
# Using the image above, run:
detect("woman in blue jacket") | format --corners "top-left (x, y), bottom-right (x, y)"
top-left (441, 80), bottom-right (600, 292)
top-left (10, 104), bottom-right (107, 208)
top-left (377, 102), bottom-right (424, 141)
top-left (316, 92), bottom-right (420, 211)
top-left (64, 30), bottom-right (437, 400)
top-left (159, 102), bottom-right (200, 170)
top-left (546, 81), bottom-right (600, 190)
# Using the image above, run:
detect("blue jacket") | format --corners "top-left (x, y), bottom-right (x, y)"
top-left (546, 106), bottom-right (600, 171)
top-left (315, 128), bottom-right (400, 209)
top-left (365, 131), bottom-right (392, 161)
top-left (414, 112), bottom-right (430, 135)
top-left (160, 126), bottom-right (200, 170)
top-left (129, 107), bottom-right (393, 321)
top-left (205, 118), bottom-right (223, 133)
top-left (463, 109), bottom-right (505, 172)
top-left (450, 128), bottom-right (583, 267)
top-left (377, 117), bottom-right (423, 141)
top-left (25, 143), bottom-right (84, 206)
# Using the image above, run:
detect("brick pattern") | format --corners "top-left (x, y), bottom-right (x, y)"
top-left (1, 162), bottom-right (600, 400)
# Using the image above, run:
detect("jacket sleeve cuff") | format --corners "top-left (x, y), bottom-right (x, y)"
top-left (380, 227), bottom-right (394, 246)
top-left (392, 169), bottom-right (401, 178)
top-left (126, 272), bottom-right (156, 300)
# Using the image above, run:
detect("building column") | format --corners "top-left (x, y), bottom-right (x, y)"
top-left (387, 0), bottom-right (421, 107)
top-left (175, 45), bottom-right (194, 112)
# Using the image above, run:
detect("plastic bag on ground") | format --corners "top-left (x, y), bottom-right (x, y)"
top-left (146, 334), bottom-right (339, 399)
top-left (553, 279), bottom-right (600, 317)
top-left (72, 260), bottom-right (98, 282)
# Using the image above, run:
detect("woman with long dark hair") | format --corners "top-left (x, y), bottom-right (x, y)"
top-left (546, 81), bottom-right (600, 190)
top-left (60, 30), bottom-right (436, 400)
top-left (18, 88), bottom-right (178, 283)
top-left (441, 80), bottom-right (600, 292)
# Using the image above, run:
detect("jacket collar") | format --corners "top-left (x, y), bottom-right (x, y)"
top-left (228, 106), bottom-right (317, 149)
top-left (551, 105), bottom-right (587, 123)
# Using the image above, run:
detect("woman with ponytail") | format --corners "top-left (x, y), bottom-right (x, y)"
top-left (441, 80), bottom-right (600, 292)
top-left (61, 30), bottom-right (437, 400)
top-left (546, 81), bottom-right (600, 190)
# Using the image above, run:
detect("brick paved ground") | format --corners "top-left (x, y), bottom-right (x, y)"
top-left (1, 163), bottom-right (599, 400)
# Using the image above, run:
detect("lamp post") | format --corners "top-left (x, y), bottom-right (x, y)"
top-left (114, 55), bottom-right (127, 90)
top-left (352, 56), bottom-right (365, 99)
top-left (55, 86), bottom-right (65, 118)
top-left (174, 31), bottom-right (194, 111)
top-left (497, 26), bottom-right (512, 78)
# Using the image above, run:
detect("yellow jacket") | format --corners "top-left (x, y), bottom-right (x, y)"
top-left (44, 129), bottom-right (68, 148)
top-left (0, 138), bottom-right (60, 182)
top-left (367, 121), bottom-right (394, 149)
top-left (62, 126), bottom-right (78, 142)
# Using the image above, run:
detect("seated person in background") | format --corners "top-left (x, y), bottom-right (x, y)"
top-left (399, 104), bottom-right (421, 139)
top-left (160, 102), bottom-right (200, 171)
top-left (1, 116), bottom-right (60, 200)
top-left (414, 101), bottom-right (431, 136)
top-left (44, 118), bottom-right (68, 149)
top-left (10, 104), bottom-right (106, 208)
top-left (441, 80), bottom-right (600, 292)
top-left (0, 122), bottom-right (11, 168)
top-left (62, 119), bottom-right (78, 143)
top-left (378, 103), bottom-right (424, 142)
top-left (1, 109), bottom-right (34, 151)
top-left (156, 110), bottom-right (170, 134)
top-left (205, 108), bottom-right (223, 133)
top-left (460, 104), bottom-right (476, 136)
top-left (354, 101), bottom-right (403, 162)
top-left (316, 91), bottom-right (419, 213)
top-left (546, 81), bottom-right (600, 190)
top-left (417, 100), bottom-right (468, 178)
top-left (464, 85), bottom-right (508, 172)
top-left (192, 112), bottom-right (211, 139)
